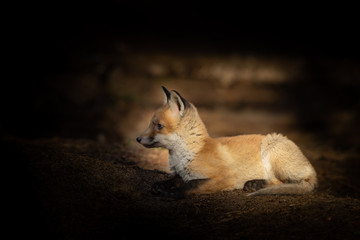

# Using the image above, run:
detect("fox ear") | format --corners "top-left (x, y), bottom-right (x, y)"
top-left (170, 90), bottom-right (190, 117)
top-left (162, 86), bottom-right (171, 105)
top-left (161, 86), bottom-right (189, 117)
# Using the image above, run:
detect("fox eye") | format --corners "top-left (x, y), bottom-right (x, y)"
top-left (156, 123), bottom-right (164, 130)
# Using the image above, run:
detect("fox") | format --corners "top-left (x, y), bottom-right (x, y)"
top-left (136, 86), bottom-right (317, 199)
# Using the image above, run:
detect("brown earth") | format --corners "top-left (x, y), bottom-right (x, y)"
top-left (6, 136), bottom-right (360, 239)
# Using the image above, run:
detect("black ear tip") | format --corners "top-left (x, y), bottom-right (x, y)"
top-left (161, 86), bottom-right (171, 100)
top-left (161, 86), bottom-right (168, 92)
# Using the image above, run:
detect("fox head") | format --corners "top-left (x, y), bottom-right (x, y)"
top-left (136, 86), bottom-right (205, 150)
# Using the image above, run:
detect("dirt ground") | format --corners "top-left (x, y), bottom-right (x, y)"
top-left (4, 20), bottom-right (360, 239)
top-left (6, 136), bottom-right (360, 240)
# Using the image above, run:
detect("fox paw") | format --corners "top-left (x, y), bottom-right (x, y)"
top-left (159, 189), bottom-right (185, 201)
top-left (150, 182), bottom-right (185, 200)
top-left (243, 179), bottom-right (267, 192)
top-left (150, 181), bottom-right (169, 195)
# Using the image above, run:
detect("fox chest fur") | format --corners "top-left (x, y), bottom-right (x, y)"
top-left (157, 132), bottom-right (206, 182)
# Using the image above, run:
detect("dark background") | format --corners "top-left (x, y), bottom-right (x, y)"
top-left (3, 2), bottom-right (360, 145)
top-left (3, 3), bottom-right (360, 239)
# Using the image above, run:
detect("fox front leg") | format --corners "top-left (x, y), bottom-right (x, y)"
top-left (153, 178), bottom-right (210, 200)
top-left (150, 174), bottom-right (184, 195)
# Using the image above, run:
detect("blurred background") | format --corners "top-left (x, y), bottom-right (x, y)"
top-left (3, 2), bottom-right (360, 159)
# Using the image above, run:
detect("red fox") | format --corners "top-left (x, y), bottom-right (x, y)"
top-left (137, 86), bottom-right (317, 199)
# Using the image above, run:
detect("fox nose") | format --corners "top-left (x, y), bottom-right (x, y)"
top-left (136, 136), bottom-right (142, 143)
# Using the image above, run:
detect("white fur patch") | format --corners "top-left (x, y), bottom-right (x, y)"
top-left (260, 136), bottom-right (273, 179)
top-left (154, 133), bottom-right (205, 182)
top-left (261, 153), bottom-right (272, 179)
